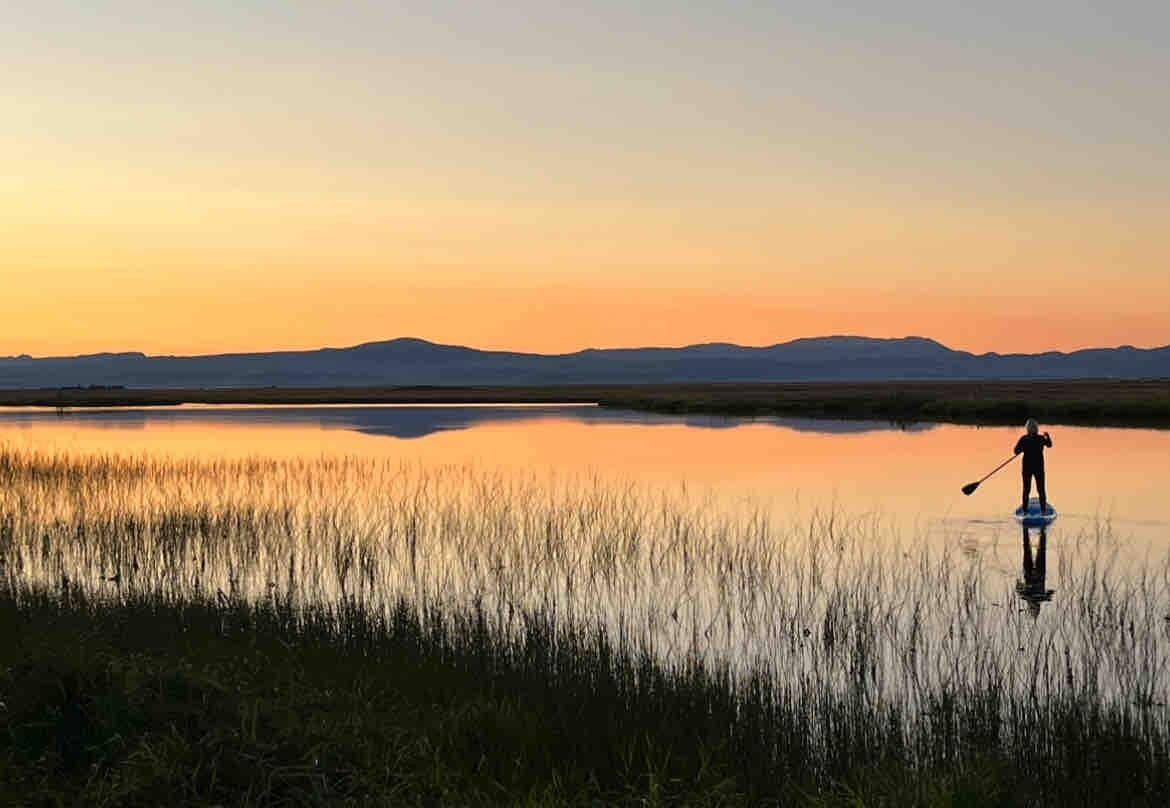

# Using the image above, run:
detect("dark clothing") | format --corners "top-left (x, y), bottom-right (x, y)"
top-left (1013, 433), bottom-right (1052, 472)
top-left (1022, 467), bottom-right (1047, 509)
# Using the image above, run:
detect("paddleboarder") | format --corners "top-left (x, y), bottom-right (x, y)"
top-left (1013, 419), bottom-right (1052, 515)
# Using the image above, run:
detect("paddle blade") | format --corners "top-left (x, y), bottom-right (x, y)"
top-left (961, 481), bottom-right (980, 496)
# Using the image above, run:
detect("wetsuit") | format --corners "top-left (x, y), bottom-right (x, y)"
top-left (1013, 432), bottom-right (1052, 511)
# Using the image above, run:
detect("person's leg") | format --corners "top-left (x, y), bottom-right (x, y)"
top-left (1036, 470), bottom-right (1047, 513)
top-left (1021, 469), bottom-right (1033, 511)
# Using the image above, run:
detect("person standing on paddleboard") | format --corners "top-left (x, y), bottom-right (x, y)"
top-left (1014, 419), bottom-right (1052, 514)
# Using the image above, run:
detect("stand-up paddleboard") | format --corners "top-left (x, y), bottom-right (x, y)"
top-left (1014, 498), bottom-right (1057, 527)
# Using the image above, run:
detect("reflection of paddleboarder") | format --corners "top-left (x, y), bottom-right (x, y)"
top-left (1016, 525), bottom-right (1054, 618)
top-left (1014, 419), bottom-right (1052, 514)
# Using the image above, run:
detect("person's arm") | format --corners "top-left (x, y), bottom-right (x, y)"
top-left (1014, 436), bottom-right (1025, 454)
top-left (1042, 432), bottom-right (1052, 448)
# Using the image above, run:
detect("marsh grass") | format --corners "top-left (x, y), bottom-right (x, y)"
top-left (1, 446), bottom-right (1168, 804)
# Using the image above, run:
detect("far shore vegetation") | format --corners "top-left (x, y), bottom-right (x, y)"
top-left (2, 448), bottom-right (1168, 804)
top-left (3, 378), bottom-right (1170, 427)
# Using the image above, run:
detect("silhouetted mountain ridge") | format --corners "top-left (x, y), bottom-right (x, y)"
top-left (1, 336), bottom-right (1168, 388)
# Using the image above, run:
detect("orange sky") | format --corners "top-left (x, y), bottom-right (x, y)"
top-left (5, 191), bottom-right (1167, 356)
top-left (3, 2), bottom-right (1168, 357)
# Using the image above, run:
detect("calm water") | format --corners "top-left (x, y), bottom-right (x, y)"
top-left (2, 403), bottom-right (1167, 578)
top-left (4, 403), bottom-right (1169, 708)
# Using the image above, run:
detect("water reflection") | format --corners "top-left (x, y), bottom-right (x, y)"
top-left (1016, 526), bottom-right (1054, 618)
top-left (1, 404), bottom-right (1168, 569)
top-left (2, 448), bottom-right (1163, 717)
top-left (0, 404), bottom-right (936, 439)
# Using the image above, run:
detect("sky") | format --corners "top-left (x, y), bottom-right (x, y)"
top-left (3, 1), bottom-right (1168, 357)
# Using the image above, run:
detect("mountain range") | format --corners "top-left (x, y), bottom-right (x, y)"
top-left (2, 336), bottom-right (1168, 388)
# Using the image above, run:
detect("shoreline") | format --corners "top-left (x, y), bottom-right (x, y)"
top-left (1, 379), bottom-right (1169, 428)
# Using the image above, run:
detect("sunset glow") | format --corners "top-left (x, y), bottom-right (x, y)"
top-left (4, 2), bottom-right (1168, 357)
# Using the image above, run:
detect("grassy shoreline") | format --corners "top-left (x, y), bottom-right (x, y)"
top-left (597, 378), bottom-right (1170, 428)
top-left (2, 378), bottom-right (1170, 427)
top-left (5, 585), bottom-right (1166, 806)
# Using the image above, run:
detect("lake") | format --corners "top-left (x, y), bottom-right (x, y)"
top-left (7, 403), bottom-right (1166, 799)
top-left (3, 402), bottom-right (1168, 714)
top-left (2, 403), bottom-right (1167, 589)
top-left (3, 403), bottom-right (1167, 512)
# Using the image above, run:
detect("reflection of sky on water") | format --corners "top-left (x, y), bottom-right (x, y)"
top-left (0, 404), bottom-right (936, 439)
top-left (1, 404), bottom-right (1166, 582)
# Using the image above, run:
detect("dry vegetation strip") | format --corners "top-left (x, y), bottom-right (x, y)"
top-left (597, 378), bottom-right (1170, 426)
top-left (3, 379), bottom-right (1170, 426)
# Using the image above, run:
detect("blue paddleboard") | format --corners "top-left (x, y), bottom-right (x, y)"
top-left (1014, 498), bottom-right (1057, 527)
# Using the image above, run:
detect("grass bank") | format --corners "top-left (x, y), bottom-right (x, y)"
top-left (597, 379), bottom-right (1170, 427)
top-left (594, 381), bottom-right (1170, 430)
top-left (3, 379), bottom-right (1170, 427)
top-left (3, 587), bottom-right (754, 805)
top-left (4, 585), bottom-right (1166, 806)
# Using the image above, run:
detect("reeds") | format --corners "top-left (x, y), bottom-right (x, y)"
top-left (2, 445), bottom-right (1168, 803)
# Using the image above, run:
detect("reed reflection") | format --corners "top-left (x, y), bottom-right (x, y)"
top-left (1016, 525), bottom-right (1054, 618)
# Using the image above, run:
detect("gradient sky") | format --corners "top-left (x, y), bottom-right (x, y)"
top-left (4, 1), bottom-right (1168, 357)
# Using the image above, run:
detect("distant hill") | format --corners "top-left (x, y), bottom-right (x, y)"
top-left (1, 336), bottom-right (1168, 388)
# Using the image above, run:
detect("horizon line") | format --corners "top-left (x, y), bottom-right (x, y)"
top-left (4, 334), bottom-right (1168, 363)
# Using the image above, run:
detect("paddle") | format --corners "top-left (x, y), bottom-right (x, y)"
top-left (961, 454), bottom-right (1018, 496)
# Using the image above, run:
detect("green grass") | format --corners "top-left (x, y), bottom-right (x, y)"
top-left (7, 586), bottom-right (1164, 806)
top-left (1, 447), bottom-right (1168, 804)
top-left (3, 587), bottom-right (752, 805)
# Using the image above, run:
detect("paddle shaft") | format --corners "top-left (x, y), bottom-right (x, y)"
top-left (962, 453), bottom-right (1020, 495)
top-left (976, 454), bottom-right (1018, 486)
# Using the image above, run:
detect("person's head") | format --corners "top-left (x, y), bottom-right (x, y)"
top-left (1025, 418), bottom-right (1039, 435)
